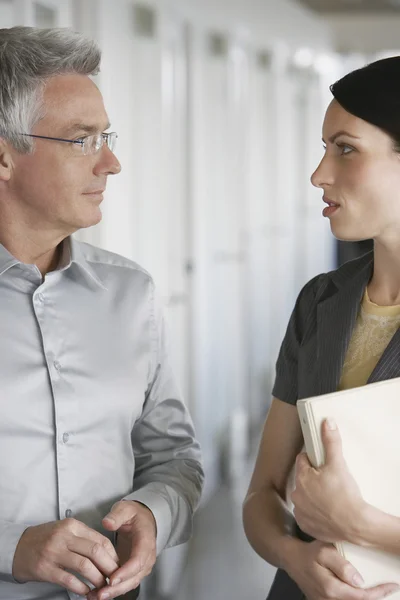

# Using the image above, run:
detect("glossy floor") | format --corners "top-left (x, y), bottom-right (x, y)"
top-left (175, 477), bottom-right (277, 600)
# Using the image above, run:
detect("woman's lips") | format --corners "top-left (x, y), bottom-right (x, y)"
top-left (322, 197), bottom-right (340, 218)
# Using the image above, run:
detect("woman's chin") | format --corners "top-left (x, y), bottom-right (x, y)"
top-left (330, 224), bottom-right (371, 243)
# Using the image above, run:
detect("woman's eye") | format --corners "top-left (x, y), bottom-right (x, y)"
top-left (337, 143), bottom-right (353, 155)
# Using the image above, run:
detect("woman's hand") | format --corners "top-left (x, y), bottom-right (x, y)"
top-left (286, 540), bottom-right (399, 600)
top-left (291, 418), bottom-right (366, 543)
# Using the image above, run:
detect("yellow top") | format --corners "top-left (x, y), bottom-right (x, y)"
top-left (338, 288), bottom-right (400, 391)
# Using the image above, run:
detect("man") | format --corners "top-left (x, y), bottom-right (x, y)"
top-left (0, 26), bottom-right (203, 600)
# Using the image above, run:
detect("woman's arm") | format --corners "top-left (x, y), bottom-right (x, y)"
top-left (243, 397), bottom-right (305, 570)
top-left (356, 505), bottom-right (400, 555)
top-left (243, 401), bottom-right (399, 600)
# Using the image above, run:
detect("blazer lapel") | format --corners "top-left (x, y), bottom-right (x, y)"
top-left (316, 262), bottom-right (372, 395)
top-left (368, 327), bottom-right (400, 383)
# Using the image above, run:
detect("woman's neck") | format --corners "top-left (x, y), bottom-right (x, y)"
top-left (368, 239), bottom-right (400, 306)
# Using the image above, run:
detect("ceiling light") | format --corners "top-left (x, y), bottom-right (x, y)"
top-left (293, 47), bottom-right (314, 68)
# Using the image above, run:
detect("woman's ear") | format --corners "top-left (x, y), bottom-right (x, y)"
top-left (0, 138), bottom-right (15, 182)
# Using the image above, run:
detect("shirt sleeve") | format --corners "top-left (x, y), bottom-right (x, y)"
top-left (122, 280), bottom-right (204, 556)
top-left (0, 521), bottom-right (29, 582)
top-left (272, 274), bottom-right (323, 406)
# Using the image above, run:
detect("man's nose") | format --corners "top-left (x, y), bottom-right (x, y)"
top-left (95, 145), bottom-right (122, 176)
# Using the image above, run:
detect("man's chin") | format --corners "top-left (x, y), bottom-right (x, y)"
top-left (78, 208), bottom-right (103, 230)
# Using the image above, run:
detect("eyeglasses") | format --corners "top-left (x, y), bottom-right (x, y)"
top-left (18, 132), bottom-right (118, 156)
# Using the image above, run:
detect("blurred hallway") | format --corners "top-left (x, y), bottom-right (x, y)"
top-left (175, 455), bottom-right (276, 600)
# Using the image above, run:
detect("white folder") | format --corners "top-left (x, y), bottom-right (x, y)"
top-left (297, 377), bottom-right (400, 594)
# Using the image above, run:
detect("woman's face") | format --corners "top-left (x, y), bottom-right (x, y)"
top-left (311, 99), bottom-right (400, 243)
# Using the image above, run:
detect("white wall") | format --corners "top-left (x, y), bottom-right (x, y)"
top-left (1, 0), bottom-right (338, 503)
top-left (72, 0), bottom-right (338, 493)
top-left (170, 0), bottom-right (333, 50)
top-left (0, 0), bottom-right (339, 596)
top-left (327, 14), bottom-right (400, 54)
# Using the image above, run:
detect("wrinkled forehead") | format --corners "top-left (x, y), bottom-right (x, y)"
top-left (38, 73), bottom-right (109, 133)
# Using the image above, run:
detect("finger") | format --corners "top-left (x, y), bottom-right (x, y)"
top-left (321, 418), bottom-right (344, 466)
top-left (73, 522), bottom-right (119, 564)
top-left (323, 578), bottom-right (392, 600)
top-left (88, 577), bottom-right (140, 600)
top-left (68, 536), bottom-right (119, 577)
top-left (108, 555), bottom-right (145, 588)
top-left (102, 501), bottom-right (135, 531)
top-left (93, 560), bottom-right (152, 600)
top-left (365, 583), bottom-right (400, 599)
top-left (47, 565), bottom-right (91, 596)
top-left (317, 545), bottom-right (364, 587)
top-left (295, 452), bottom-right (310, 472)
top-left (61, 550), bottom-right (108, 590)
top-left (109, 530), bottom-right (156, 585)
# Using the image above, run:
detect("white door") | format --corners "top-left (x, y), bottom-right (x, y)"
top-left (0, 0), bottom-right (13, 25)
top-left (245, 51), bottom-right (275, 427)
top-left (194, 32), bottom-right (249, 483)
top-left (160, 11), bottom-right (192, 411)
top-left (12, 0), bottom-right (72, 26)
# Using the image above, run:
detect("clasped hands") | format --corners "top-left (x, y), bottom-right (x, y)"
top-left (89, 500), bottom-right (157, 600)
top-left (13, 500), bottom-right (157, 600)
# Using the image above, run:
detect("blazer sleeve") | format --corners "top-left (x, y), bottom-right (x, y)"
top-left (272, 274), bottom-right (324, 405)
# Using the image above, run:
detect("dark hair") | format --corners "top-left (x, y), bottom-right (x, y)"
top-left (330, 57), bottom-right (400, 151)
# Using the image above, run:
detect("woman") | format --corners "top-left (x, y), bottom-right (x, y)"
top-left (243, 57), bottom-right (400, 600)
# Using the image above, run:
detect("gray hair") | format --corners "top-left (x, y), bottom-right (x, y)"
top-left (0, 26), bottom-right (101, 153)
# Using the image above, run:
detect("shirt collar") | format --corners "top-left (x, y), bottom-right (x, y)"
top-left (0, 237), bottom-right (106, 290)
top-left (0, 243), bottom-right (21, 276)
top-left (68, 237), bottom-right (107, 290)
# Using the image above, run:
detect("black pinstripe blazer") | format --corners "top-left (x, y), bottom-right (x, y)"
top-left (267, 250), bottom-right (400, 600)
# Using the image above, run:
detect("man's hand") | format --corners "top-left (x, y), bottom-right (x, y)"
top-left (292, 418), bottom-right (366, 543)
top-left (88, 501), bottom-right (157, 600)
top-left (12, 519), bottom-right (120, 596)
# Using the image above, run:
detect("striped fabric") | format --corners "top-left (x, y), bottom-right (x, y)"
top-left (267, 249), bottom-right (400, 600)
top-left (271, 249), bottom-right (400, 405)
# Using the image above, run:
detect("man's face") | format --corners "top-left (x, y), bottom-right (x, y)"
top-left (7, 73), bottom-right (121, 235)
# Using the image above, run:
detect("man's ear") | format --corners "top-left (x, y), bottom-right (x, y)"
top-left (0, 139), bottom-right (15, 182)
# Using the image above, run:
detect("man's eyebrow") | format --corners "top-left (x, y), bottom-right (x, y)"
top-left (322, 130), bottom-right (361, 144)
top-left (64, 123), bottom-right (111, 136)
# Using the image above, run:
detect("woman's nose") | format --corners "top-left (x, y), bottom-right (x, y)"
top-left (310, 155), bottom-right (333, 189)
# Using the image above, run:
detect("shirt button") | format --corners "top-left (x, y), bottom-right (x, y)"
top-left (62, 432), bottom-right (70, 443)
top-left (54, 360), bottom-right (61, 372)
top-left (65, 509), bottom-right (72, 518)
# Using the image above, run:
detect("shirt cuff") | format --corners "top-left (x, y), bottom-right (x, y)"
top-left (0, 522), bottom-right (30, 583)
top-left (122, 489), bottom-right (172, 556)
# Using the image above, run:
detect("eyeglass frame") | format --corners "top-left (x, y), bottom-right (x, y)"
top-left (18, 131), bottom-right (118, 155)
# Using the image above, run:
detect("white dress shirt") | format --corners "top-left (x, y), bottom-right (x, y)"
top-left (0, 237), bottom-right (203, 600)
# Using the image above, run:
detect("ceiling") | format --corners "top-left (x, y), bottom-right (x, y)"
top-left (295, 0), bottom-right (400, 13)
